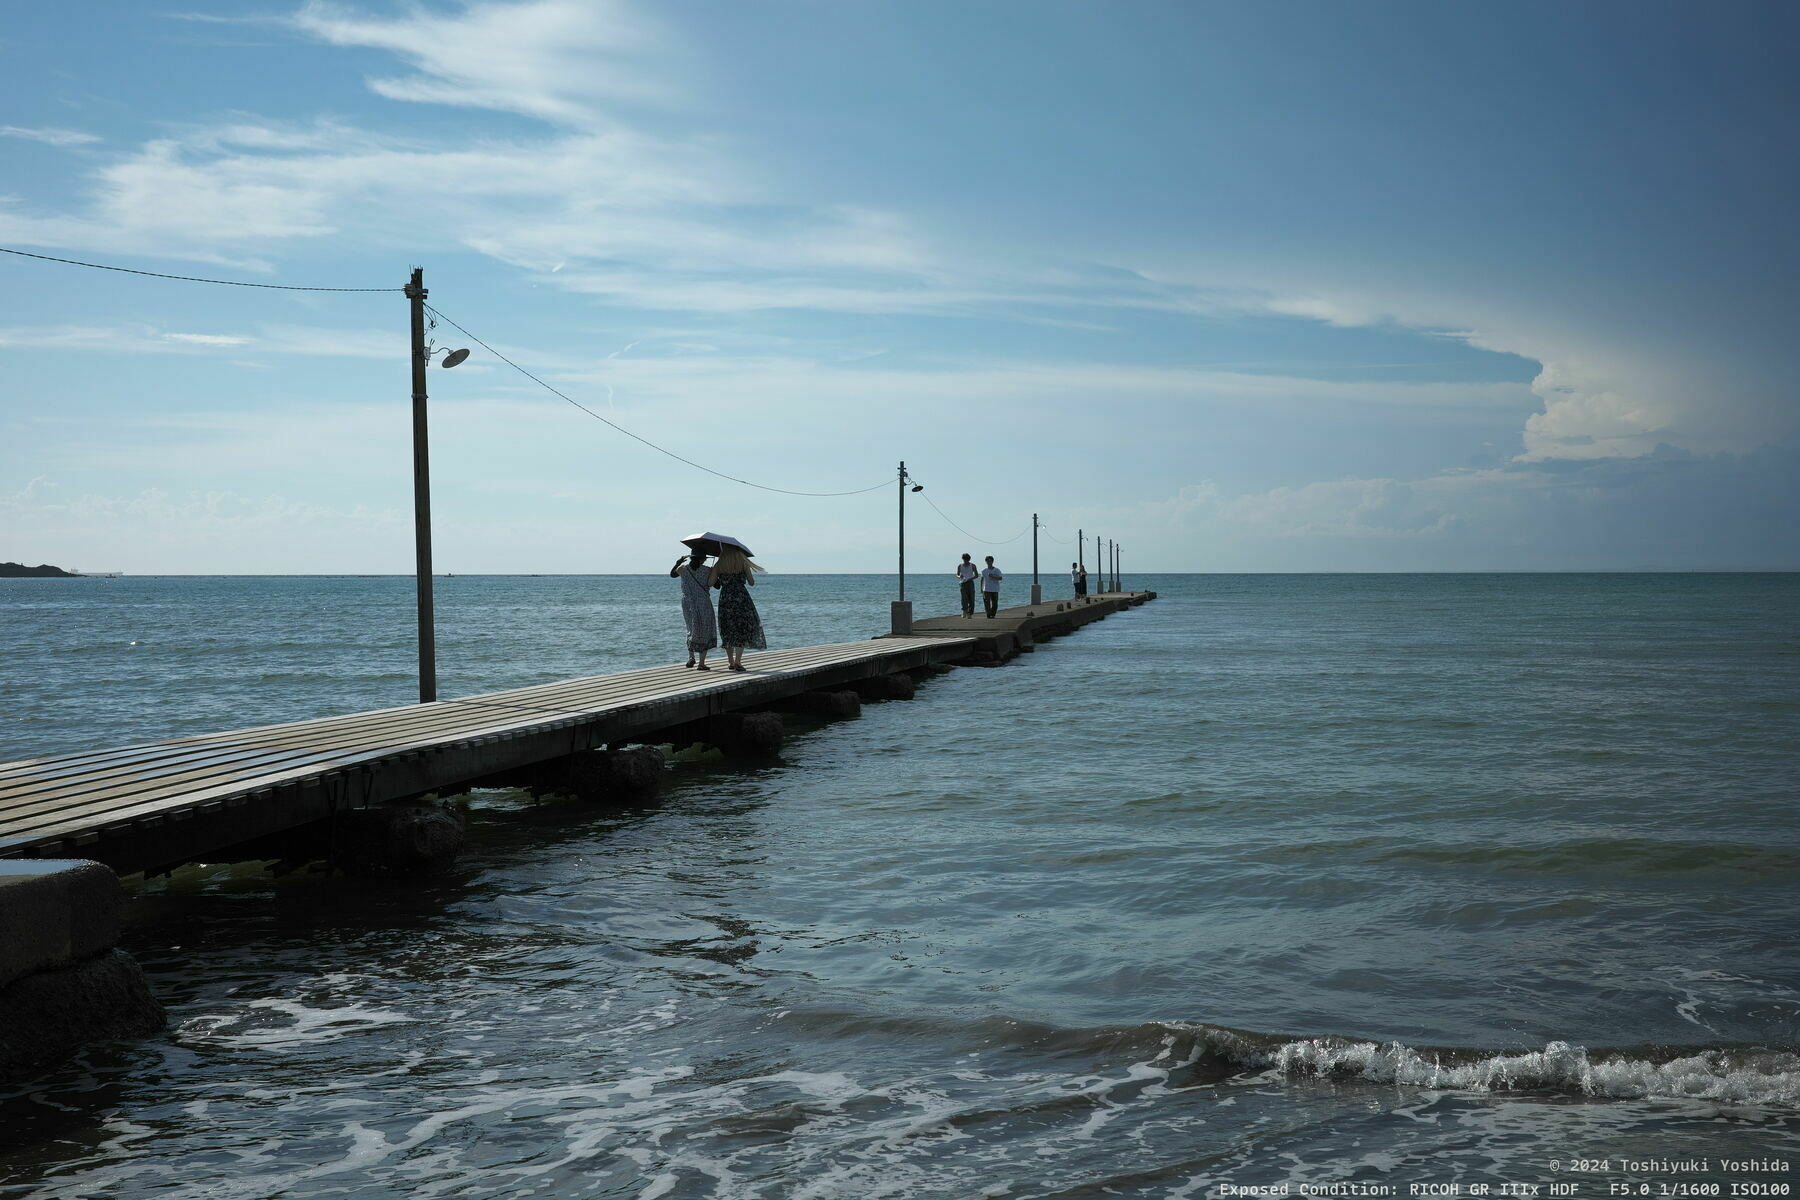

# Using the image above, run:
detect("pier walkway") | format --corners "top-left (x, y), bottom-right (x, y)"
top-left (0, 591), bottom-right (1152, 877)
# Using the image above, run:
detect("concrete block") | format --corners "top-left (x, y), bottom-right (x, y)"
top-left (769, 690), bottom-right (862, 718)
top-left (0, 948), bottom-right (164, 1077)
top-left (569, 746), bottom-right (665, 800)
top-left (709, 712), bottom-right (785, 756)
top-left (851, 673), bottom-right (917, 701)
top-left (334, 800), bottom-right (465, 877)
top-left (0, 860), bottom-right (122, 991)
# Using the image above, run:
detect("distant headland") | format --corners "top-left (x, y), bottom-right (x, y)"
top-left (1, 562), bottom-right (77, 578)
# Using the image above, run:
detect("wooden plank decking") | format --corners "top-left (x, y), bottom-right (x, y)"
top-left (0, 635), bottom-right (979, 873)
top-left (0, 589), bottom-right (1156, 877)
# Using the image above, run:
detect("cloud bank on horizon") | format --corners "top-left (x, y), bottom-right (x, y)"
top-left (2, 0), bottom-right (1795, 572)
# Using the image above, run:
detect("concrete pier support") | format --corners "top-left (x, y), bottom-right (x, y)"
top-left (850, 672), bottom-right (917, 701)
top-left (709, 712), bottom-right (785, 756)
top-left (889, 600), bottom-right (913, 635)
top-left (765, 690), bottom-right (862, 718)
top-left (568, 746), bottom-right (665, 802)
top-left (666, 712), bottom-right (786, 758)
top-left (0, 860), bottom-right (164, 1077)
top-left (334, 798), bottom-right (465, 877)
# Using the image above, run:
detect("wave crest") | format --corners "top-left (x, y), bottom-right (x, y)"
top-left (1265, 1037), bottom-right (1800, 1105)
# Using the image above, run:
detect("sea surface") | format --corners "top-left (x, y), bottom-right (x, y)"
top-left (1, 572), bottom-right (1797, 1198)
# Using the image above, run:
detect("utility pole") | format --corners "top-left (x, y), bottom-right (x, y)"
top-left (892, 460), bottom-right (912, 635)
top-left (405, 267), bottom-right (437, 704)
top-left (1116, 543), bottom-right (1123, 593)
top-left (1030, 512), bottom-right (1042, 605)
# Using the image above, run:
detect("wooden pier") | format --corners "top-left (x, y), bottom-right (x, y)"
top-left (0, 591), bottom-right (1154, 878)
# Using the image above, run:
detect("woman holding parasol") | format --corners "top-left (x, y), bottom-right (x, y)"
top-left (682, 532), bottom-right (767, 673)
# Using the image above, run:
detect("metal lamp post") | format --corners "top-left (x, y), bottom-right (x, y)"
top-left (405, 268), bottom-right (437, 703)
top-left (893, 460), bottom-right (920, 635)
top-left (1030, 512), bottom-right (1042, 606)
top-left (403, 267), bottom-right (468, 704)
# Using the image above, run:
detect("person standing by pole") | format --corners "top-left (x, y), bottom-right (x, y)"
top-left (1071, 561), bottom-right (1084, 597)
top-left (955, 552), bottom-right (979, 618)
top-left (980, 556), bottom-right (1005, 618)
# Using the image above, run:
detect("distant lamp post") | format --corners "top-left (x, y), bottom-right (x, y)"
top-left (894, 461), bottom-right (921, 635)
top-left (1030, 513), bottom-right (1042, 606)
top-left (404, 264), bottom-right (470, 705)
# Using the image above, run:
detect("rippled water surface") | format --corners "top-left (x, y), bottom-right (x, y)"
top-left (2, 573), bottom-right (1797, 1196)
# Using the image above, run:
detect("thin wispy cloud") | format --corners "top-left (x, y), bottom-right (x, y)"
top-left (0, 126), bottom-right (101, 147)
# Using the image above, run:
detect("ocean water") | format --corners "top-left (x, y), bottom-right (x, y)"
top-left (1, 572), bottom-right (1797, 1197)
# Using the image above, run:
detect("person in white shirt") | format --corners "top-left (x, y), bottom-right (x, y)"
top-left (954, 553), bottom-right (979, 618)
top-left (979, 556), bottom-right (1004, 618)
top-left (1071, 561), bottom-right (1086, 597)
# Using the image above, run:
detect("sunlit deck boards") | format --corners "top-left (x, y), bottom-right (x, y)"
top-left (0, 635), bottom-right (977, 874)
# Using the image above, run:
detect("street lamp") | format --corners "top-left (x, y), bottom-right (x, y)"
top-left (404, 265), bottom-right (469, 705)
top-left (894, 461), bottom-right (920, 635)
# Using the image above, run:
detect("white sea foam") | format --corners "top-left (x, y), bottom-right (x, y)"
top-left (179, 997), bottom-right (416, 1049)
top-left (1268, 1037), bottom-right (1800, 1106)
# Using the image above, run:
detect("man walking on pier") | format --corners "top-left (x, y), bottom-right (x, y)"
top-left (955, 553), bottom-right (979, 618)
top-left (980, 556), bottom-right (1004, 618)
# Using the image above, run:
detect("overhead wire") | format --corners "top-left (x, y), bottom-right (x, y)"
top-left (421, 303), bottom-right (891, 498)
top-left (1038, 523), bottom-right (1075, 545)
top-left (913, 487), bottom-right (1028, 545)
top-left (0, 246), bottom-right (399, 291)
top-left (4, 244), bottom-right (1055, 519)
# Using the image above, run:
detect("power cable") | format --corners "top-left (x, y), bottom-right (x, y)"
top-left (1039, 523), bottom-right (1075, 545)
top-left (422, 303), bottom-right (891, 499)
top-left (914, 487), bottom-right (1028, 545)
top-left (0, 246), bottom-right (398, 291)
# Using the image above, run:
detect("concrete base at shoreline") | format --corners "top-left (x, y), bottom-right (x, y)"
top-left (0, 860), bottom-right (164, 1078)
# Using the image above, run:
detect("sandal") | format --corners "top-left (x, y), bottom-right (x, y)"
top-left (695, 663), bottom-right (712, 671)
top-left (684, 661), bottom-right (695, 669)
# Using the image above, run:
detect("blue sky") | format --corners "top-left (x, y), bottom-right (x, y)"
top-left (3, 0), bottom-right (1796, 573)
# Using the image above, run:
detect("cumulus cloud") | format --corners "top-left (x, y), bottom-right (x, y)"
top-left (1177, 274), bottom-right (1800, 463)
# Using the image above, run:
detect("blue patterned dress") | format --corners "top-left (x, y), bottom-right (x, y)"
top-left (677, 565), bottom-right (717, 654)
top-left (715, 572), bottom-right (766, 650)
